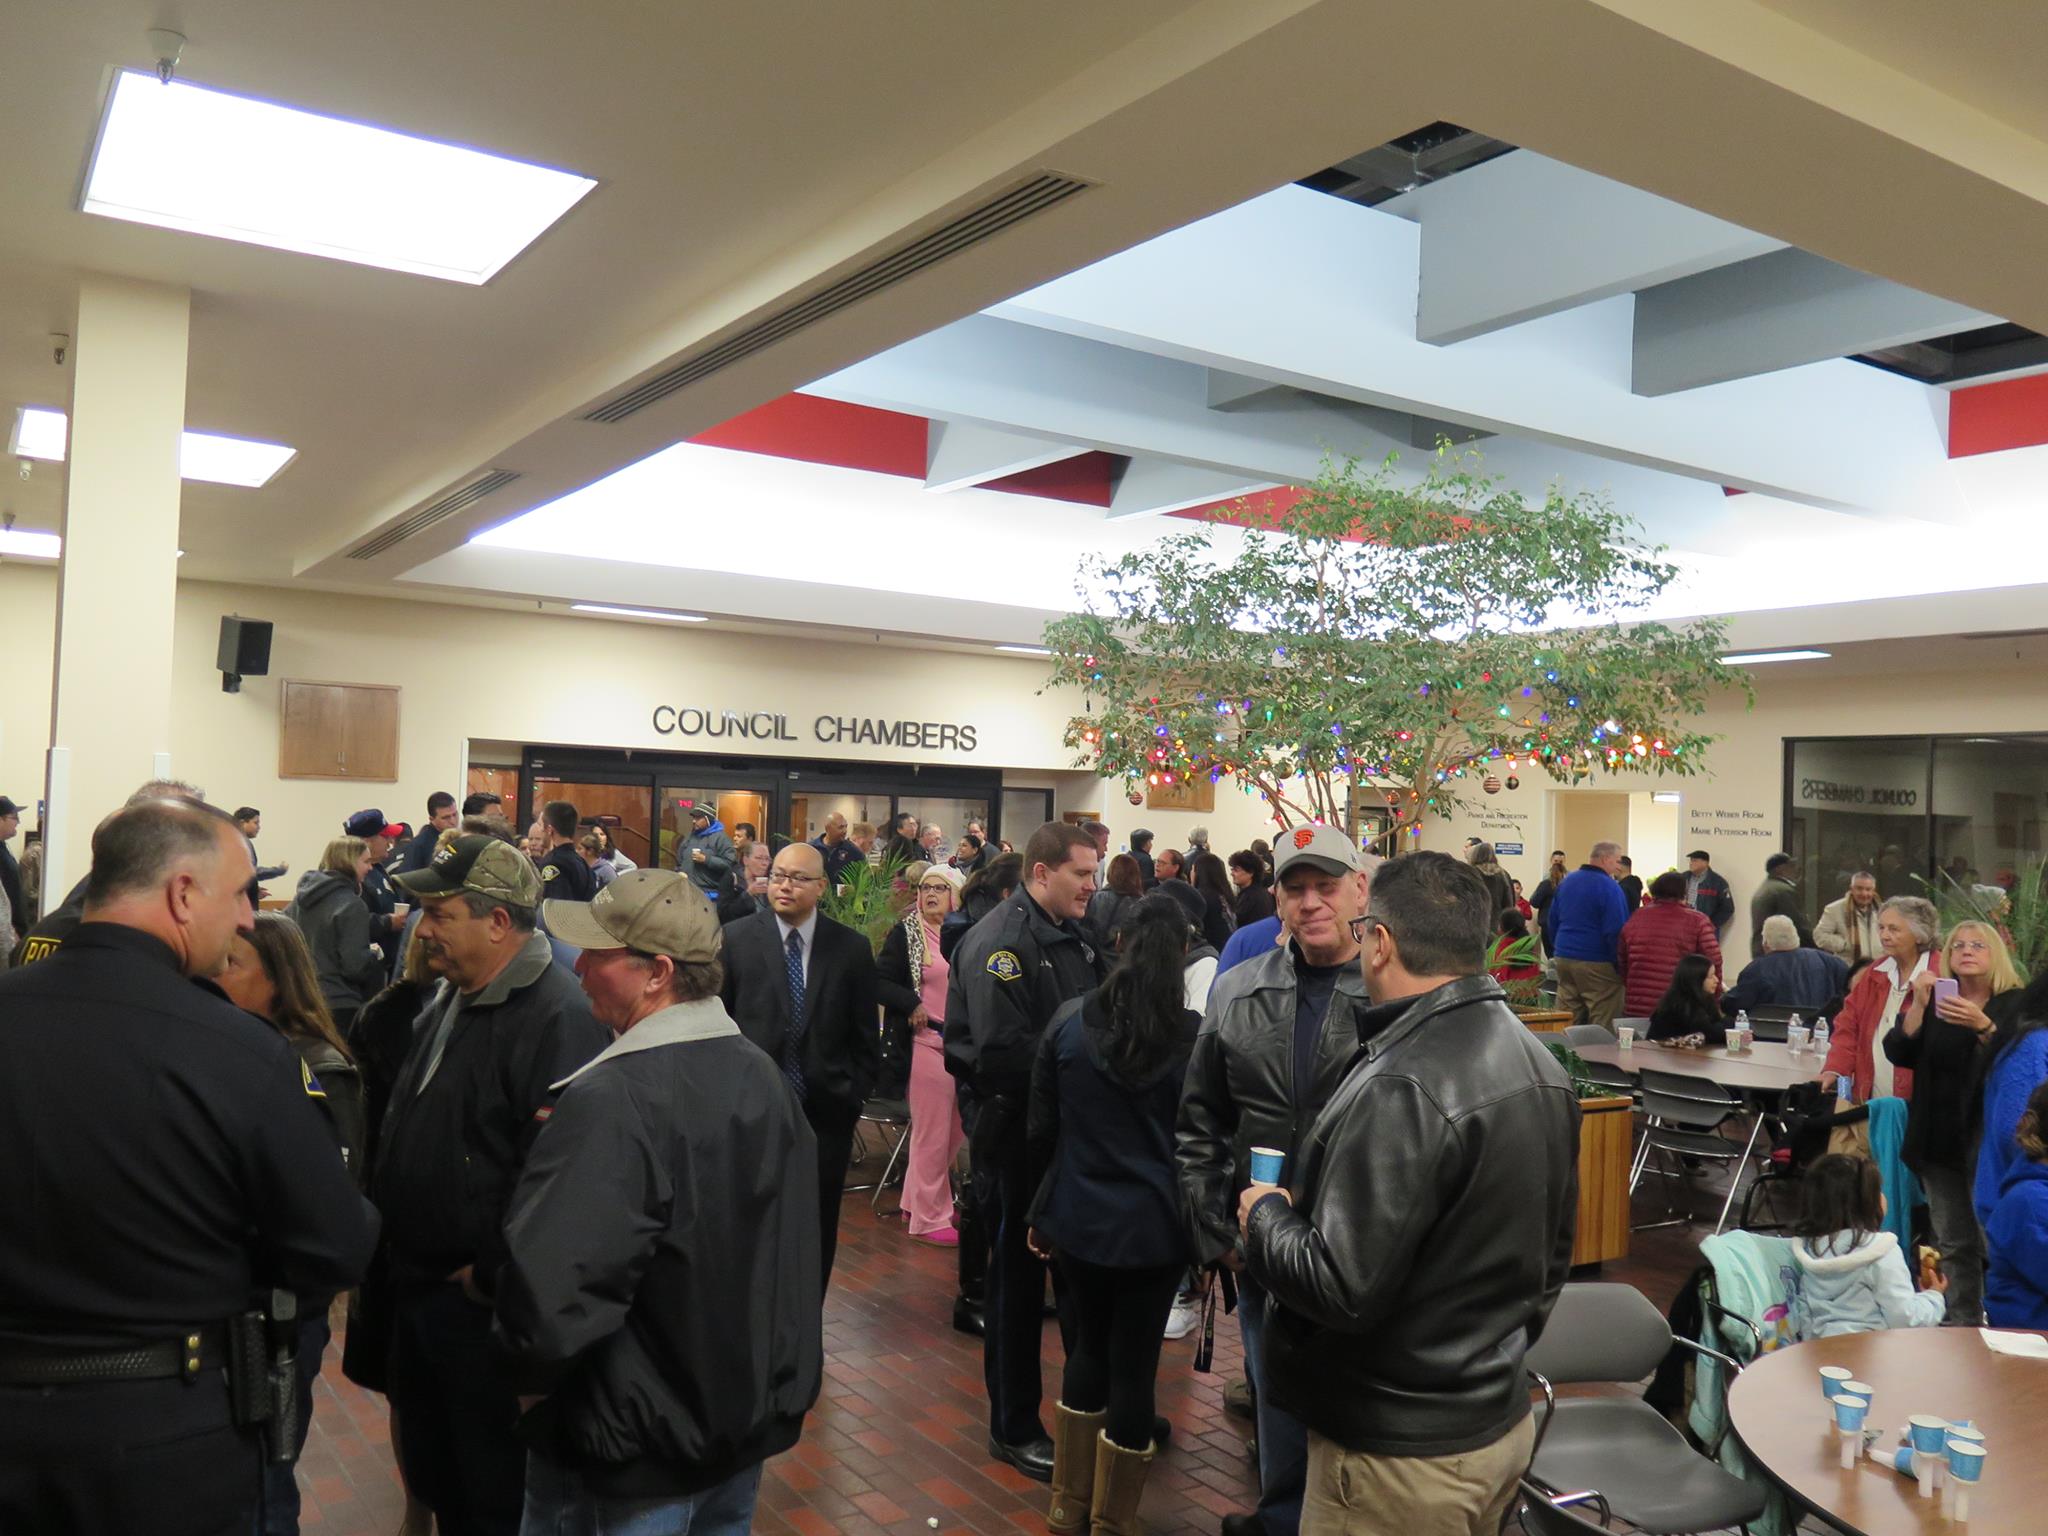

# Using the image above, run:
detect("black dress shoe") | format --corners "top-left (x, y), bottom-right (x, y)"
top-left (1152, 1414), bottom-right (1172, 1448)
top-left (951, 1297), bottom-right (985, 1337)
top-left (988, 1435), bottom-right (1056, 1482)
top-left (1220, 1513), bottom-right (1263, 1536)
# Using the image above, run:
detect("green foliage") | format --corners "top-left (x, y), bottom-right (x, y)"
top-left (1486, 931), bottom-right (1544, 1006)
top-left (1543, 1038), bottom-right (1605, 1101)
top-left (1918, 861), bottom-right (2048, 978)
top-left (817, 855), bottom-right (914, 957)
top-left (1045, 447), bottom-right (1746, 838)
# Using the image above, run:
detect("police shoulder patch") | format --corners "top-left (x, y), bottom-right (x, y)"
top-left (541, 863), bottom-right (560, 882)
top-left (300, 1058), bottom-right (327, 1099)
top-left (987, 949), bottom-right (1023, 982)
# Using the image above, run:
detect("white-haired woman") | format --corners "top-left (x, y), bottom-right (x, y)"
top-left (877, 864), bottom-right (967, 1245)
top-left (1822, 895), bottom-right (1942, 1105)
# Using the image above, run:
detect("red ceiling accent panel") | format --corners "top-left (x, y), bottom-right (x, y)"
top-left (1949, 374), bottom-right (2048, 458)
top-left (981, 450), bottom-right (1122, 506)
top-left (1171, 485), bottom-right (1310, 528)
top-left (690, 392), bottom-right (928, 477)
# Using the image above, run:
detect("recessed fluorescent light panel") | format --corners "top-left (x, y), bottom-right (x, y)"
top-left (0, 528), bottom-right (61, 559)
top-left (1719, 649), bottom-right (1831, 665)
top-left (82, 70), bottom-right (596, 283)
top-left (1651, 792), bottom-right (1682, 804)
top-left (10, 407), bottom-right (295, 488)
top-left (995, 644), bottom-right (1052, 656)
top-left (570, 604), bottom-right (707, 623)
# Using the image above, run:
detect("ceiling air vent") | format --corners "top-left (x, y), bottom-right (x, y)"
top-left (584, 171), bottom-right (1094, 425)
top-left (347, 468), bottom-right (523, 560)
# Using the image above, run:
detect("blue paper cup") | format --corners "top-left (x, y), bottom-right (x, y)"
top-left (1248, 1146), bottom-right (1285, 1185)
top-left (1909, 1415), bottom-right (1949, 1455)
top-left (1840, 1380), bottom-right (1874, 1408)
top-left (1819, 1365), bottom-right (1854, 1399)
top-left (1831, 1395), bottom-right (1869, 1433)
top-left (1947, 1440), bottom-right (1986, 1485)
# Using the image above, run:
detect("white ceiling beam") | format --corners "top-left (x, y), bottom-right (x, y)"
top-left (923, 418), bottom-right (1081, 492)
top-left (1386, 151), bottom-right (1786, 345)
top-left (1631, 247), bottom-right (1997, 396)
top-left (981, 185), bottom-right (1961, 523)
top-left (1106, 459), bottom-right (1272, 520)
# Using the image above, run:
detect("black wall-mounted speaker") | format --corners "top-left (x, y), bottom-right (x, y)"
top-left (218, 616), bottom-right (273, 693)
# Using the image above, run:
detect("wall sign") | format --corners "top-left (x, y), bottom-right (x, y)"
top-left (1796, 777), bottom-right (1918, 809)
top-left (651, 706), bottom-right (977, 753)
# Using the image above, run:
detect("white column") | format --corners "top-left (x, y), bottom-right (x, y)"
top-left (43, 275), bottom-right (190, 898)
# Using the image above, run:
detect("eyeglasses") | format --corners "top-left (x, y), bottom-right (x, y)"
top-left (768, 872), bottom-right (823, 887)
top-left (1347, 915), bottom-right (1386, 941)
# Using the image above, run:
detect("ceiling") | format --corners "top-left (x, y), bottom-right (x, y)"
top-left (6, 0), bottom-right (2048, 657)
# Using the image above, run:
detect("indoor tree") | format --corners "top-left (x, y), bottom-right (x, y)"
top-left (1042, 447), bottom-right (1746, 843)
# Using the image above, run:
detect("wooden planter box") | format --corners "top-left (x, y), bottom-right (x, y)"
top-left (1517, 1008), bottom-right (1575, 1034)
top-left (1573, 1094), bottom-right (1632, 1267)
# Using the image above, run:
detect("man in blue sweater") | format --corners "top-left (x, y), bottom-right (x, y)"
top-left (1550, 841), bottom-right (1629, 1029)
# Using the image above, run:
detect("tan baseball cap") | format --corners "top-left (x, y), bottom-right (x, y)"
top-left (394, 832), bottom-right (541, 907)
top-left (542, 868), bottom-right (722, 963)
top-left (1273, 823), bottom-right (1364, 879)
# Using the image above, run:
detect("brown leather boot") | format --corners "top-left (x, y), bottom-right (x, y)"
top-left (1087, 1431), bottom-right (1156, 1536)
top-left (1048, 1403), bottom-right (1107, 1533)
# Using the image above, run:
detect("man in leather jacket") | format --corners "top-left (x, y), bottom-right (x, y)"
top-left (1239, 851), bottom-right (1579, 1536)
top-left (1177, 828), bottom-right (1378, 1536)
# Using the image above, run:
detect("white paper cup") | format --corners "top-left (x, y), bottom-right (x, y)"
top-left (1617, 1025), bottom-right (1635, 1048)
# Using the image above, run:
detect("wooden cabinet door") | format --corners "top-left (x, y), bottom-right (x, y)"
top-left (279, 681), bottom-right (400, 781)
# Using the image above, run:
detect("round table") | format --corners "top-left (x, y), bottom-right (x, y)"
top-left (1726, 1328), bottom-right (2048, 1534)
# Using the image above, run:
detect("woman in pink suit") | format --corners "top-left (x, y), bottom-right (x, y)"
top-left (878, 864), bottom-right (968, 1244)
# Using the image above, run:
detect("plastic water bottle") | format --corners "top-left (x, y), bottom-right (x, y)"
top-left (1735, 1009), bottom-right (1750, 1034)
top-left (1814, 1016), bottom-right (1831, 1054)
top-left (1837, 1074), bottom-right (1854, 1107)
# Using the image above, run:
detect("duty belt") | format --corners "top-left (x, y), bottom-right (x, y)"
top-left (0, 1327), bottom-right (227, 1386)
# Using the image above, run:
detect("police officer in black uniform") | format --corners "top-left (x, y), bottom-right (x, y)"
top-left (0, 798), bottom-right (378, 1535)
top-left (535, 799), bottom-right (597, 901)
top-left (345, 808), bottom-right (407, 962)
top-left (944, 820), bottom-right (1104, 1480)
top-left (10, 776), bottom-right (207, 967)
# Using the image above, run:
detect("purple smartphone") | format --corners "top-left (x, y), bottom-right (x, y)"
top-left (1931, 977), bottom-right (1960, 1009)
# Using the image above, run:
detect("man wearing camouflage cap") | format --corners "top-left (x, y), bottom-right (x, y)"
top-left (496, 870), bottom-right (822, 1534)
top-left (374, 834), bottom-right (608, 1536)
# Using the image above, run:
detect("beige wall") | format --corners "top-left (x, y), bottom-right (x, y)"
top-left (7, 557), bottom-right (2045, 960)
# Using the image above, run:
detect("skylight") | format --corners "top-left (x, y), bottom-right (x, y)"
top-left (82, 70), bottom-right (596, 284)
top-left (570, 605), bottom-right (707, 623)
top-left (0, 528), bottom-right (61, 560)
top-left (11, 407), bottom-right (296, 488)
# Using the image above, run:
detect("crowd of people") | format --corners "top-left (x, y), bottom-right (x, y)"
top-left (9, 774), bottom-right (2048, 1536)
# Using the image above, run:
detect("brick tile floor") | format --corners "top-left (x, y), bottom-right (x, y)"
top-left (298, 1181), bottom-right (1703, 1534)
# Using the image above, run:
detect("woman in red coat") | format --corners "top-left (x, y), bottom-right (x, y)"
top-left (1616, 870), bottom-right (1723, 1018)
top-left (1821, 895), bottom-right (1938, 1104)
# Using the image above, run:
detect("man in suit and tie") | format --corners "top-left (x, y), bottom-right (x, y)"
top-left (721, 841), bottom-right (880, 1286)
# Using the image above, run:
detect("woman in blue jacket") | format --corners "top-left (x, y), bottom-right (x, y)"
top-left (1985, 1080), bottom-right (2048, 1329)
top-left (1974, 977), bottom-right (2048, 1231)
top-left (1027, 894), bottom-right (1198, 1536)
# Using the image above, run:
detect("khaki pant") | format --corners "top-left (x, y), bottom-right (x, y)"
top-left (1553, 958), bottom-right (1624, 1030)
top-left (1301, 1415), bottom-right (1534, 1536)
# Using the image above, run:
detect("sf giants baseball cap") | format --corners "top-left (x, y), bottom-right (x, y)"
top-left (1272, 824), bottom-right (1364, 879)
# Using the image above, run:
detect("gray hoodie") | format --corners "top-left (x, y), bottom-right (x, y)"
top-left (1792, 1228), bottom-right (1945, 1338)
top-left (286, 869), bottom-right (385, 1018)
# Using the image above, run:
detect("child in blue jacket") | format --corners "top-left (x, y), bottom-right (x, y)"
top-left (1791, 1154), bottom-right (1947, 1337)
top-left (1985, 1080), bottom-right (2048, 1330)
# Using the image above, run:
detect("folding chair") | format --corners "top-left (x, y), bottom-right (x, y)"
top-left (1561, 1023), bottom-right (1635, 1098)
top-left (1743, 1005), bottom-right (1800, 1043)
top-left (1517, 1480), bottom-right (1613, 1534)
top-left (844, 1097), bottom-right (912, 1210)
top-left (1631, 1069), bottom-right (1767, 1234)
top-left (1524, 1283), bottom-right (1766, 1535)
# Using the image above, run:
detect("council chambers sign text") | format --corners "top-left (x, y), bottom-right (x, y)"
top-left (651, 706), bottom-right (978, 752)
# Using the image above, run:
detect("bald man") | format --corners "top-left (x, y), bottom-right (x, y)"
top-left (720, 842), bottom-right (880, 1285)
top-left (811, 811), bottom-right (863, 887)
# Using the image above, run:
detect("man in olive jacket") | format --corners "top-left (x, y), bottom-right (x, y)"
top-left (1240, 852), bottom-right (1578, 1536)
top-left (497, 871), bottom-right (821, 1534)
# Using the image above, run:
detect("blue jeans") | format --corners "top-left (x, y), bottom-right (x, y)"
top-left (1238, 1273), bottom-right (1307, 1536)
top-left (259, 1313), bottom-right (331, 1536)
top-left (520, 1452), bottom-right (761, 1536)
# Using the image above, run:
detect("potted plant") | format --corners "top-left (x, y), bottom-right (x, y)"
top-left (1543, 1039), bottom-right (1633, 1266)
top-left (1486, 931), bottom-right (1543, 1009)
top-left (817, 855), bottom-right (914, 956)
